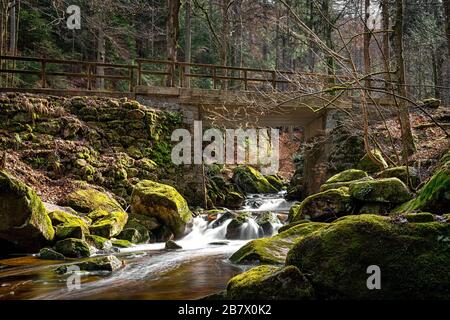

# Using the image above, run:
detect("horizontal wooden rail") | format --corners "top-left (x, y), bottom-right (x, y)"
top-left (0, 55), bottom-right (350, 94)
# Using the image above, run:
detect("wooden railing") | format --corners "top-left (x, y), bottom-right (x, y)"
top-left (0, 55), bottom-right (342, 94)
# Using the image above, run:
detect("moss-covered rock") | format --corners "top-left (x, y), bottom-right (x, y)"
top-left (325, 169), bottom-right (369, 184)
top-left (0, 171), bottom-right (54, 253)
top-left (56, 255), bottom-right (123, 273)
top-left (131, 180), bottom-right (192, 238)
top-left (232, 166), bottom-right (278, 194)
top-left (230, 222), bottom-right (326, 264)
top-left (349, 178), bottom-right (412, 204)
top-left (256, 212), bottom-right (281, 236)
top-left (48, 210), bottom-right (90, 227)
top-left (39, 247), bottom-right (65, 260)
top-left (55, 223), bottom-right (88, 240)
top-left (286, 214), bottom-right (450, 299)
top-left (289, 188), bottom-right (353, 222)
top-left (165, 240), bottom-right (182, 250)
top-left (111, 239), bottom-right (133, 248)
top-left (55, 238), bottom-right (91, 258)
top-left (357, 150), bottom-right (388, 173)
top-left (225, 212), bottom-right (254, 239)
top-left (62, 189), bottom-right (123, 214)
top-left (320, 177), bottom-right (373, 192)
top-left (85, 234), bottom-right (112, 251)
top-left (401, 212), bottom-right (435, 223)
top-left (378, 166), bottom-right (420, 187)
top-left (223, 191), bottom-right (244, 209)
top-left (395, 154), bottom-right (449, 214)
top-left (89, 211), bottom-right (128, 238)
top-left (226, 265), bottom-right (314, 300)
top-left (117, 228), bottom-right (141, 244)
top-left (265, 175), bottom-right (284, 191)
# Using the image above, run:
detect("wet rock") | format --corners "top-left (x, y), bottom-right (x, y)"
top-left (289, 187), bottom-right (353, 222)
top-left (209, 241), bottom-right (230, 246)
top-left (89, 211), bottom-right (128, 238)
top-left (211, 210), bottom-right (237, 228)
top-left (39, 248), bottom-right (65, 260)
top-left (165, 240), bottom-right (182, 250)
top-left (55, 223), bottom-right (88, 240)
top-left (349, 178), bottom-right (412, 204)
top-left (55, 238), bottom-right (91, 258)
top-left (117, 228), bottom-right (141, 244)
top-left (232, 166), bottom-right (278, 194)
top-left (111, 239), bottom-right (134, 248)
top-left (357, 149), bottom-right (388, 174)
top-left (0, 171), bottom-right (54, 254)
top-left (286, 214), bottom-right (450, 299)
top-left (61, 188), bottom-right (124, 214)
top-left (265, 175), bottom-right (284, 191)
top-left (256, 212), bottom-right (281, 236)
top-left (56, 255), bottom-right (123, 274)
top-left (230, 222), bottom-right (326, 264)
top-left (85, 234), bottom-right (112, 251)
top-left (226, 265), bottom-right (314, 300)
top-left (225, 212), bottom-right (253, 240)
top-left (131, 180), bottom-right (192, 238)
top-left (223, 191), bottom-right (245, 209)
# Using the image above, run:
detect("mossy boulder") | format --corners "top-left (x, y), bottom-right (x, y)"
top-left (401, 212), bottom-right (435, 223)
top-left (226, 265), bottom-right (314, 300)
top-left (89, 211), bottom-right (128, 238)
top-left (0, 171), bottom-right (54, 253)
top-left (349, 178), bottom-right (412, 204)
top-left (117, 228), bottom-right (142, 244)
top-left (395, 154), bottom-right (449, 214)
top-left (223, 191), bottom-right (245, 209)
top-left (256, 212), bottom-right (281, 236)
top-left (325, 169), bottom-right (369, 184)
top-left (56, 255), bottom-right (123, 273)
top-left (165, 240), bottom-right (182, 250)
top-left (55, 238), bottom-right (91, 258)
top-left (55, 223), bottom-right (88, 240)
top-left (111, 239), bottom-right (134, 248)
top-left (230, 222), bottom-right (326, 264)
top-left (124, 218), bottom-right (151, 243)
top-left (39, 247), bottom-right (65, 260)
top-left (131, 180), bottom-right (192, 238)
top-left (232, 166), bottom-right (278, 194)
top-left (226, 212), bottom-right (255, 239)
top-left (85, 234), bottom-right (112, 251)
top-left (48, 210), bottom-right (90, 228)
top-left (265, 175), bottom-right (284, 191)
top-left (357, 150), bottom-right (388, 173)
top-left (378, 166), bottom-right (420, 187)
top-left (62, 189), bottom-right (123, 214)
top-left (289, 188), bottom-right (353, 222)
top-left (320, 177), bottom-right (373, 192)
top-left (286, 214), bottom-right (450, 299)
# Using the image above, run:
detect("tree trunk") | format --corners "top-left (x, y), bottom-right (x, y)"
top-left (443, 0), bottom-right (450, 105)
top-left (220, 0), bottom-right (230, 89)
top-left (96, 26), bottom-right (105, 90)
top-left (363, 0), bottom-right (372, 88)
top-left (381, 0), bottom-right (391, 89)
top-left (166, 0), bottom-right (181, 86)
top-left (9, 0), bottom-right (15, 55)
top-left (184, 0), bottom-right (191, 88)
top-left (394, 0), bottom-right (416, 158)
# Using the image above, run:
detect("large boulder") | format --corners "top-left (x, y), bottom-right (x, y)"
top-left (225, 265), bottom-right (314, 300)
top-left (56, 255), bottom-right (123, 273)
top-left (230, 222), bottom-right (326, 264)
top-left (89, 211), bottom-right (128, 238)
top-left (395, 153), bottom-right (449, 214)
top-left (232, 166), bottom-right (278, 194)
top-left (131, 180), bottom-right (192, 238)
top-left (325, 169), bottom-right (369, 184)
top-left (286, 214), bottom-right (450, 299)
top-left (61, 189), bottom-right (123, 214)
top-left (349, 178), bottom-right (412, 204)
top-left (55, 238), bottom-right (91, 258)
top-left (289, 188), bottom-right (353, 222)
top-left (377, 166), bottom-right (420, 187)
top-left (357, 150), bottom-right (388, 173)
top-left (0, 171), bottom-right (54, 253)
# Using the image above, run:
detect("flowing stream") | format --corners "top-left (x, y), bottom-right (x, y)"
top-left (0, 193), bottom-right (293, 300)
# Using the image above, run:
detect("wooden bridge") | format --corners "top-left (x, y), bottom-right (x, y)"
top-left (0, 55), bottom-right (392, 139)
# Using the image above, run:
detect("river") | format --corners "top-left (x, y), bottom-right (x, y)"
top-left (0, 193), bottom-right (293, 300)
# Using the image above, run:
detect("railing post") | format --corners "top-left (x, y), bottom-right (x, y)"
top-left (86, 63), bottom-right (92, 90)
top-left (244, 69), bottom-right (248, 91)
top-left (129, 66), bottom-right (134, 92)
top-left (179, 63), bottom-right (184, 88)
top-left (137, 61), bottom-right (142, 86)
top-left (272, 71), bottom-right (277, 90)
top-left (41, 60), bottom-right (47, 88)
top-left (212, 66), bottom-right (217, 90)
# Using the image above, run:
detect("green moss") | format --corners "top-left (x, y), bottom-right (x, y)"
top-left (62, 189), bottom-right (123, 213)
top-left (48, 210), bottom-right (90, 227)
top-left (286, 214), bottom-right (450, 299)
top-left (226, 265), bottom-right (314, 300)
top-left (290, 187), bottom-right (353, 222)
top-left (39, 247), bottom-right (65, 260)
top-left (89, 211), bottom-right (128, 238)
top-left (111, 239), bottom-right (134, 248)
top-left (278, 220), bottom-right (310, 233)
top-left (402, 213), bottom-right (435, 223)
top-left (230, 222), bottom-right (326, 264)
top-left (395, 156), bottom-right (449, 214)
top-left (55, 238), bottom-right (91, 258)
top-left (87, 209), bottom-right (110, 222)
top-left (0, 170), bottom-right (54, 253)
top-left (349, 178), bottom-right (412, 204)
top-left (265, 175), bottom-right (284, 191)
top-left (320, 177), bottom-right (373, 192)
top-left (232, 166), bottom-right (278, 194)
top-left (85, 234), bottom-right (112, 250)
top-left (131, 180), bottom-right (192, 238)
top-left (357, 149), bottom-right (388, 173)
top-left (378, 166), bottom-right (420, 187)
top-left (55, 223), bottom-right (88, 240)
top-left (325, 169), bottom-right (369, 184)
